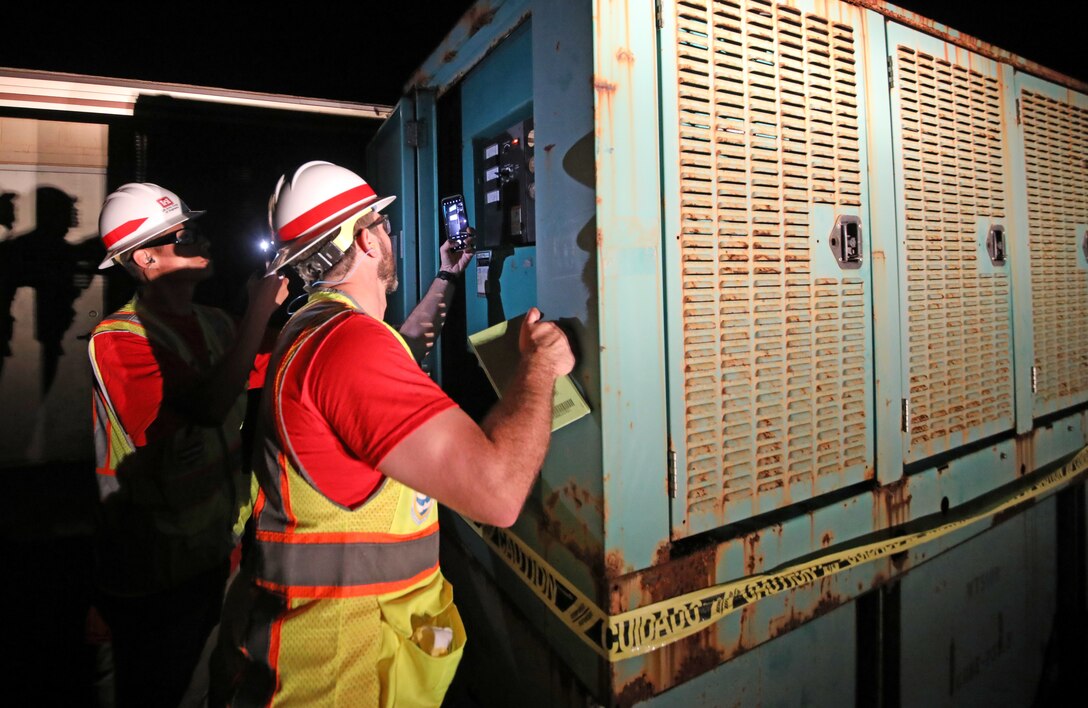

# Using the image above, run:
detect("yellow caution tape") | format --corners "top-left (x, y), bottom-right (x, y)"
top-left (463, 446), bottom-right (1088, 662)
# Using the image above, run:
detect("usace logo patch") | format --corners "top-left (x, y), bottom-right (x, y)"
top-left (157, 196), bottom-right (175, 208)
top-left (412, 492), bottom-right (434, 525)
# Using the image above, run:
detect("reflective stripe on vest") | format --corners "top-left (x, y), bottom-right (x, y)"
top-left (252, 527), bottom-right (439, 596)
top-left (251, 289), bottom-right (439, 598)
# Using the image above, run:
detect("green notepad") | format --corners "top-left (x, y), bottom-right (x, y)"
top-left (468, 313), bottom-right (590, 431)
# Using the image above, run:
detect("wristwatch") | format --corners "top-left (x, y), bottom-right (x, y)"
top-left (436, 269), bottom-right (458, 283)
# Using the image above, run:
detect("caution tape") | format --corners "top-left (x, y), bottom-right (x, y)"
top-left (463, 446), bottom-right (1088, 662)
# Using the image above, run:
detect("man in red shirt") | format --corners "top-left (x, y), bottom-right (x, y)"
top-left (88, 182), bottom-right (287, 708)
top-left (216, 161), bottom-right (573, 706)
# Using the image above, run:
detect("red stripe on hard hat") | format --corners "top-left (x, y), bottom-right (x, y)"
top-left (279, 183), bottom-right (376, 241)
top-left (102, 217), bottom-right (149, 248)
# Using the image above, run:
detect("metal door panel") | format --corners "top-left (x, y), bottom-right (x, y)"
top-left (1014, 74), bottom-right (1088, 419)
top-left (661, 0), bottom-right (875, 537)
top-left (886, 23), bottom-right (1015, 464)
top-left (367, 97), bottom-right (418, 325)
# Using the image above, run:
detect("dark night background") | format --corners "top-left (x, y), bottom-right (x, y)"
top-left (0, 2), bottom-right (1083, 706)
top-left (0, 2), bottom-right (1084, 104)
top-left (2, 0), bottom-right (1079, 311)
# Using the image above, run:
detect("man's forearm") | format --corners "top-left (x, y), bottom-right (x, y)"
top-left (399, 276), bottom-right (455, 362)
top-left (478, 359), bottom-right (557, 517)
top-left (171, 306), bottom-right (269, 426)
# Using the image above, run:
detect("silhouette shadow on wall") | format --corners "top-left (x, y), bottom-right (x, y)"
top-left (0, 186), bottom-right (104, 392)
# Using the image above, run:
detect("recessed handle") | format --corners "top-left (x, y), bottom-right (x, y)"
top-left (829, 215), bottom-right (863, 269)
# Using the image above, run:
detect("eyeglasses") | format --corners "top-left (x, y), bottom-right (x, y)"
top-left (361, 214), bottom-right (390, 235)
top-left (144, 224), bottom-right (202, 248)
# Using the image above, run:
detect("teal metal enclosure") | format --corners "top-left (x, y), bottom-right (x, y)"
top-left (372, 1), bottom-right (1088, 705)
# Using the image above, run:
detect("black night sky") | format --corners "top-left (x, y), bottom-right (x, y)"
top-left (1, 2), bottom-right (1083, 105)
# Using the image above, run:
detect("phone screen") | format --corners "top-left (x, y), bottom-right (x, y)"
top-left (441, 195), bottom-right (467, 241)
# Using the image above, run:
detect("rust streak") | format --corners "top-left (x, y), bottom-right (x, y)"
top-left (605, 549), bottom-right (627, 580)
top-left (767, 593), bottom-right (845, 637)
top-left (614, 677), bottom-right (655, 708)
top-left (874, 477), bottom-right (911, 529)
top-left (465, 4), bottom-right (498, 36)
top-left (744, 532), bottom-right (763, 575)
top-left (672, 639), bottom-right (725, 686)
top-left (629, 542), bottom-right (717, 604)
top-left (536, 480), bottom-right (604, 576)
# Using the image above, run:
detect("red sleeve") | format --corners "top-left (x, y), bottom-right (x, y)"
top-left (248, 327), bottom-right (278, 390)
top-left (308, 316), bottom-right (456, 468)
top-left (92, 331), bottom-right (187, 447)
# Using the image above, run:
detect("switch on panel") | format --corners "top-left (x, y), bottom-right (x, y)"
top-left (475, 118), bottom-right (535, 249)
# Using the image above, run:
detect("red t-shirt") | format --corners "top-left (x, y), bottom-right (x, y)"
top-left (276, 313), bottom-right (455, 509)
top-left (93, 310), bottom-right (271, 447)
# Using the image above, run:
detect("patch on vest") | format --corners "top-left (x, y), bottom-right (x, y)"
top-left (412, 493), bottom-right (434, 525)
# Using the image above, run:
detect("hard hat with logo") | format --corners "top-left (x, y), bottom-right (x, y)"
top-left (266, 161), bottom-right (395, 276)
top-left (97, 183), bottom-right (204, 269)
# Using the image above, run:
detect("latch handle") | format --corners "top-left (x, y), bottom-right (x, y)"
top-left (986, 224), bottom-right (1007, 265)
top-left (829, 215), bottom-right (863, 269)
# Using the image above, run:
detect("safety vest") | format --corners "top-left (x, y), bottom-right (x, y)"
top-left (239, 289), bottom-right (463, 708)
top-left (89, 295), bottom-right (253, 595)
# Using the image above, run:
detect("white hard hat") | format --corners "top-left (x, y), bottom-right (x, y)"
top-left (266, 161), bottom-right (395, 275)
top-left (97, 183), bottom-right (204, 269)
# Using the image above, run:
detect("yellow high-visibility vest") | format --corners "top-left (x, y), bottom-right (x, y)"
top-left (239, 290), bottom-right (464, 708)
top-left (89, 296), bottom-right (254, 595)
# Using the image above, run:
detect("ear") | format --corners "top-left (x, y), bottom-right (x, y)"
top-left (355, 229), bottom-right (378, 257)
top-left (131, 247), bottom-right (155, 271)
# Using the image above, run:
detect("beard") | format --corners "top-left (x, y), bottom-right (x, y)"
top-left (378, 236), bottom-right (399, 294)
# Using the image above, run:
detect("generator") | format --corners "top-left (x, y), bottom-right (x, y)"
top-left (367, 1), bottom-right (1088, 704)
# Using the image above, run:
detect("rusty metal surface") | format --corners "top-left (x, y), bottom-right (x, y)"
top-left (667, 0), bottom-right (874, 536)
top-left (847, 1), bottom-right (1088, 93)
top-left (1022, 88), bottom-right (1088, 416)
top-left (891, 36), bottom-right (1015, 462)
top-left (604, 429), bottom-right (1043, 698)
top-left (408, 0), bottom-right (1087, 702)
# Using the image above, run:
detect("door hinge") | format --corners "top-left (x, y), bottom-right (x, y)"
top-left (901, 398), bottom-right (911, 434)
top-left (405, 119), bottom-right (422, 148)
top-left (887, 57), bottom-right (894, 89)
top-left (667, 438), bottom-right (677, 499)
top-left (1031, 366), bottom-right (1038, 394)
top-left (1016, 98), bottom-right (1021, 126)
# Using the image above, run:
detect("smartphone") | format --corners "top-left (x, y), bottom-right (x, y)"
top-left (440, 194), bottom-right (470, 251)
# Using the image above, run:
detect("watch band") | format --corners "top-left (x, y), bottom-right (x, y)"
top-left (436, 269), bottom-right (458, 283)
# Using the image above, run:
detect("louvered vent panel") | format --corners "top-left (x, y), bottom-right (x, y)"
top-left (675, 0), bottom-right (867, 526)
top-left (1022, 90), bottom-right (1088, 415)
top-left (895, 47), bottom-right (1012, 460)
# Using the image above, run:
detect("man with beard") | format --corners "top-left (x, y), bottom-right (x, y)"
top-left (88, 182), bottom-right (287, 707)
top-left (216, 161), bottom-right (574, 707)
